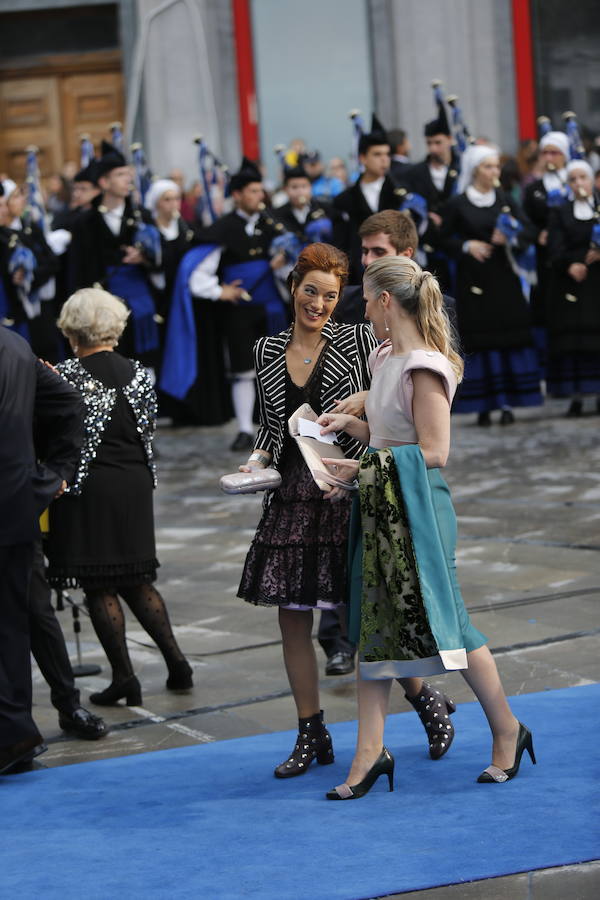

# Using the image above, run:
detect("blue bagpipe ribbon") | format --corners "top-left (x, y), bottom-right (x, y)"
top-left (398, 191), bottom-right (429, 233)
top-left (8, 243), bottom-right (39, 319)
top-left (495, 208), bottom-right (537, 300)
top-left (0, 269), bottom-right (31, 340)
top-left (271, 231), bottom-right (303, 265)
top-left (159, 244), bottom-right (219, 400)
top-left (133, 219), bottom-right (162, 268)
top-left (546, 187), bottom-right (567, 208)
top-left (305, 216), bottom-right (333, 243)
top-left (223, 259), bottom-right (288, 336)
top-left (106, 265), bottom-right (159, 354)
top-left (591, 217), bottom-right (600, 250)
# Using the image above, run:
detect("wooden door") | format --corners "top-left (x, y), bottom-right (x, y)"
top-left (61, 71), bottom-right (124, 166)
top-left (0, 77), bottom-right (63, 179)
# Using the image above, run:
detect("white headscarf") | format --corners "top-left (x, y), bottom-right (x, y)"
top-left (539, 131), bottom-right (570, 161)
top-left (457, 144), bottom-right (500, 195)
top-left (566, 159), bottom-right (595, 219)
top-left (144, 179), bottom-right (180, 215)
top-left (566, 159), bottom-right (594, 181)
top-left (1, 179), bottom-right (17, 199)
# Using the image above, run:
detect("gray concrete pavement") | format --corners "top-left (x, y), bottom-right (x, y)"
top-left (29, 398), bottom-right (600, 897)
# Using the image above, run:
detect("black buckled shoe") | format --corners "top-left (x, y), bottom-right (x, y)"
top-left (58, 706), bottom-right (109, 740)
top-left (325, 651), bottom-right (355, 676)
top-left (274, 710), bottom-right (334, 778)
top-left (404, 681), bottom-right (456, 760)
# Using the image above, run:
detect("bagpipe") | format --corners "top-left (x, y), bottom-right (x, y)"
top-left (194, 135), bottom-right (229, 225)
top-left (562, 111), bottom-right (585, 161)
top-left (80, 133), bottom-right (96, 169)
top-left (536, 116), bottom-right (552, 139)
top-left (23, 145), bottom-right (48, 233)
top-left (7, 232), bottom-right (39, 320)
top-left (126, 135), bottom-right (162, 268)
top-left (495, 205), bottom-right (537, 300)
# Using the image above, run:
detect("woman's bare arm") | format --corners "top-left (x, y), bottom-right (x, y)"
top-left (411, 370), bottom-right (451, 468)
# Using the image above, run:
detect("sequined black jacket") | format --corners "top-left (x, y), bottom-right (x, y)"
top-left (55, 357), bottom-right (157, 495)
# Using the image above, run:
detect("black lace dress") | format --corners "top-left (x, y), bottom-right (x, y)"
top-left (238, 345), bottom-right (352, 609)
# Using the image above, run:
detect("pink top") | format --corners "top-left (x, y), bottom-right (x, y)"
top-left (365, 342), bottom-right (457, 449)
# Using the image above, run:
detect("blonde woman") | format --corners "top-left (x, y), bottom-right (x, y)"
top-left (46, 288), bottom-right (192, 704)
top-left (317, 257), bottom-right (535, 799)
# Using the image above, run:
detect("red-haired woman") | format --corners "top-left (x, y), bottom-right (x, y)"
top-left (237, 243), bottom-right (376, 777)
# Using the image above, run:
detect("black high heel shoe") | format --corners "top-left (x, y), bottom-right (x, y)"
top-left (326, 747), bottom-right (395, 800)
top-left (477, 722), bottom-right (536, 783)
top-left (90, 675), bottom-right (142, 707)
top-left (166, 660), bottom-right (193, 691)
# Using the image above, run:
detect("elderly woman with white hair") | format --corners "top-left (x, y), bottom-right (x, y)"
top-left (546, 158), bottom-right (600, 416)
top-left (46, 288), bottom-right (193, 704)
top-left (439, 144), bottom-right (542, 426)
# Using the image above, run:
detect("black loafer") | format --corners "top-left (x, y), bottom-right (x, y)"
top-left (58, 706), bottom-right (109, 740)
top-left (325, 651), bottom-right (355, 676)
top-left (230, 431), bottom-right (254, 452)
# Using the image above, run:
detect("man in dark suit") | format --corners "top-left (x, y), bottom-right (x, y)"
top-left (0, 326), bottom-right (83, 774)
top-left (334, 115), bottom-right (400, 282)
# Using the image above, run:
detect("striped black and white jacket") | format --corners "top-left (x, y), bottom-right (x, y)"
top-left (253, 320), bottom-right (378, 472)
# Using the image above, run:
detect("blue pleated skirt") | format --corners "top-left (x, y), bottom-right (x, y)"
top-left (453, 347), bottom-right (543, 414)
top-left (546, 352), bottom-right (600, 398)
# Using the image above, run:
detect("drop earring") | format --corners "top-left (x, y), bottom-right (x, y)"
top-left (383, 316), bottom-right (390, 333)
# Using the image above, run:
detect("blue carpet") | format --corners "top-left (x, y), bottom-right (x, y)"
top-left (1, 685), bottom-right (599, 900)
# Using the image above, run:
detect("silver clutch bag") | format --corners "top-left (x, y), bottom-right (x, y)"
top-left (220, 468), bottom-right (282, 494)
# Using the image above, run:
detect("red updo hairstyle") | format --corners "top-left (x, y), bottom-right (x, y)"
top-left (287, 242), bottom-right (349, 296)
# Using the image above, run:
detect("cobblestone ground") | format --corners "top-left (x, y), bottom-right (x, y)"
top-left (31, 398), bottom-right (600, 898)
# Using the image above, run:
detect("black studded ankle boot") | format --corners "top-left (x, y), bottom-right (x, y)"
top-left (274, 710), bottom-right (334, 778)
top-left (404, 681), bottom-right (456, 760)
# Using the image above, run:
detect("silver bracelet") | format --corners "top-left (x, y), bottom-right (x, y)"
top-left (248, 451), bottom-right (270, 466)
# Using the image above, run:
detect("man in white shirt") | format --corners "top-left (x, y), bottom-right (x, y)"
top-left (334, 114), bottom-right (398, 281)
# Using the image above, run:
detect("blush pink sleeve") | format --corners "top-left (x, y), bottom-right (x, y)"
top-left (368, 339), bottom-right (392, 376)
top-left (400, 351), bottom-right (458, 423)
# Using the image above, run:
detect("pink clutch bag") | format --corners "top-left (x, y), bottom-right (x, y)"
top-left (288, 403), bottom-right (358, 492)
top-left (220, 468), bottom-right (282, 494)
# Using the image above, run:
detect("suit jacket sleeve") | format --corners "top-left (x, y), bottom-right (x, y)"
top-left (34, 360), bottom-right (85, 485)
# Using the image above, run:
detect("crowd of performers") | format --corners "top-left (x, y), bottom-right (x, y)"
top-left (5, 82), bottom-right (595, 783)
top-left (1, 89), bottom-right (600, 448)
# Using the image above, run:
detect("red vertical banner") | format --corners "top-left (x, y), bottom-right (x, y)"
top-left (511, 0), bottom-right (537, 140)
top-left (232, 0), bottom-right (260, 160)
